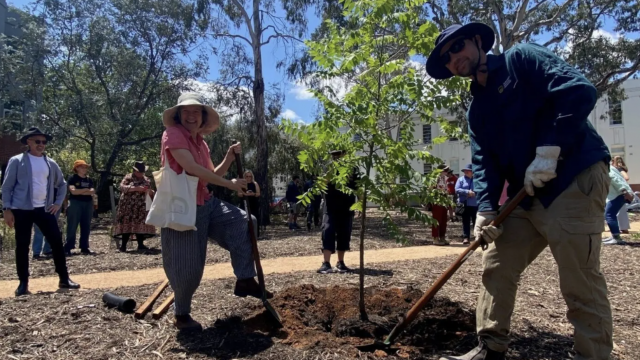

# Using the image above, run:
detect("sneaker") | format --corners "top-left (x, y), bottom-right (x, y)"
top-left (80, 249), bottom-right (96, 255)
top-left (434, 237), bottom-right (450, 246)
top-left (603, 237), bottom-right (622, 245)
top-left (335, 261), bottom-right (351, 273)
top-left (317, 262), bottom-right (333, 274)
top-left (439, 340), bottom-right (505, 360)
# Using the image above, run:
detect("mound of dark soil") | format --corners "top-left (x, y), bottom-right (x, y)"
top-left (242, 284), bottom-right (475, 357)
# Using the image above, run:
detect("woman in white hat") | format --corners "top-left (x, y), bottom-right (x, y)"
top-left (160, 92), bottom-right (269, 332)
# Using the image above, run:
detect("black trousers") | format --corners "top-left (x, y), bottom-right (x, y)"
top-left (321, 212), bottom-right (354, 253)
top-left (13, 208), bottom-right (69, 282)
top-left (306, 201), bottom-right (321, 227)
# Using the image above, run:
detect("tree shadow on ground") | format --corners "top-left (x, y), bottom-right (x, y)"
top-left (344, 268), bottom-right (394, 277)
top-left (176, 316), bottom-right (273, 359)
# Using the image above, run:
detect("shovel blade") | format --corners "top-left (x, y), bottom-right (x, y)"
top-left (263, 298), bottom-right (283, 328)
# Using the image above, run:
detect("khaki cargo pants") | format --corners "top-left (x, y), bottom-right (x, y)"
top-left (477, 161), bottom-right (613, 360)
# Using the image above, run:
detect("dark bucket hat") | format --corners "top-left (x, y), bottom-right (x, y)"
top-left (20, 127), bottom-right (52, 144)
top-left (132, 161), bottom-right (148, 173)
top-left (462, 163), bottom-right (473, 171)
top-left (426, 23), bottom-right (495, 80)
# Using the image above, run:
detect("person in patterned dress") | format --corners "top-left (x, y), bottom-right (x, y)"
top-left (114, 161), bottom-right (156, 252)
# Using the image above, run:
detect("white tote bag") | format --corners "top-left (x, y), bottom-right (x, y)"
top-left (145, 166), bottom-right (199, 231)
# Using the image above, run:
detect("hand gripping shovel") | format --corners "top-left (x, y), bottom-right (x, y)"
top-left (232, 141), bottom-right (283, 327)
top-left (357, 188), bottom-right (528, 352)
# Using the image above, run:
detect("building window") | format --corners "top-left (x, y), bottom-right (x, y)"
top-left (449, 159), bottom-right (460, 175)
top-left (609, 97), bottom-right (622, 125)
top-left (398, 176), bottom-right (408, 184)
top-left (422, 125), bottom-right (432, 144)
top-left (423, 162), bottom-right (432, 174)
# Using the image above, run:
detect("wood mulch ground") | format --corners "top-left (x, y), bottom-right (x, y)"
top-left (0, 210), bottom-right (465, 280)
top-left (0, 236), bottom-right (638, 360)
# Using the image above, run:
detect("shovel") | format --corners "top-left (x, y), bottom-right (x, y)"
top-left (232, 141), bottom-right (283, 327)
top-left (357, 188), bottom-right (528, 352)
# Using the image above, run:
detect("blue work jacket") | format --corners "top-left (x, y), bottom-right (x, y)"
top-left (468, 43), bottom-right (610, 212)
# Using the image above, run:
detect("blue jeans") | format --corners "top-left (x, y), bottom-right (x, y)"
top-left (33, 209), bottom-right (61, 256)
top-left (605, 195), bottom-right (626, 236)
top-left (64, 199), bottom-right (94, 251)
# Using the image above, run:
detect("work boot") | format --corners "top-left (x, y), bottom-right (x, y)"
top-left (15, 281), bottom-right (29, 297)
top-left (439, 340), bottom-right (505, 360)
top-left (317, 261), bottom-right (333, 274)
top-left (174, 314), bottom-right (203, 332)
top-left (59, 278), bottom-right (81, 289)
top-left (335, 261), bottom-right (351, 273)
top-left (234, 278), bottom-right (274, 299)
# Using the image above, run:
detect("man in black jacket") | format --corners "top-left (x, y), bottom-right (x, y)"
top-left (318, 150), bottom-right (358, 274)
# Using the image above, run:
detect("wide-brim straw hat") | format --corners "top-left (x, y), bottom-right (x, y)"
top-left (162, 92), bottom-right (220, 135)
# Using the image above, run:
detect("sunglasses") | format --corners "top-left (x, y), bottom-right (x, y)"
top-left (31, 140), bottom-right (48, 145)
top-left (441, 38), bottom-right (467, 65)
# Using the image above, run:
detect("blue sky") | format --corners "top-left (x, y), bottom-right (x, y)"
top-left (8, 0), bottom-right (635, 125)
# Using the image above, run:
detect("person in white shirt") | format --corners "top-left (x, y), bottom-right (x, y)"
top-left (1, 128), bottom-right (80, 296)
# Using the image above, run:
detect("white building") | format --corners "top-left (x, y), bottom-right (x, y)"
top-left (397, 78), bottom-right (640, 191)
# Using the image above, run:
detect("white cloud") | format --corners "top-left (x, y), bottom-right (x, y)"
top-left (279, 109), bottom-right (306, 124)
top-left (562, 28), bottom-right (622, 55)
top-left (290, 81), bottom-right (314, 100)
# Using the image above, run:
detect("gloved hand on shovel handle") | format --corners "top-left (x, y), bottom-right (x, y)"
top-left (524, 146), bottom-right (561, 196)
top-left (474, 211), bottom-right (503, 249)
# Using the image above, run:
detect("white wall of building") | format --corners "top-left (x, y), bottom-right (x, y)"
top-left (589, 78), bottom-right (640, 189)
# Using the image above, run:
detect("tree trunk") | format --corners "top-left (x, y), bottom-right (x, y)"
top-left (252, 0), bottom-right (270, 226)
top-left (359, 146), bottom-right (373, 321)
top-left (358, 186), bottom-right (368, 321)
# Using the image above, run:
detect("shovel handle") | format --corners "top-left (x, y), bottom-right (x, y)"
top-left (384, 188), bottom-right (528, 345)
top-left (231, 141), bottom-right (266, 292)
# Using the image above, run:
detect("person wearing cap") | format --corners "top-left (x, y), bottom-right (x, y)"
top-left (455, 164), bottom-right (477, 245)
top-left (113, 161), bottom-right (156, 252)
top-left (1, 127), bottom-right (80, 296)
top-left (317, 149), bottom-right (359, 274)
top-left (426, 23), bottom-right (612, 360)
top-left (63, 160), bottom-right (96, 255)
top-left (430, 164), bottom-right (451, 246)
top-left (160, 92), bottom-right (267, 331)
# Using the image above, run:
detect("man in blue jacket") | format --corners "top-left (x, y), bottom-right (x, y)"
top-left (2, 128), bottom-right (80, 296)
top-left (426, 24), bottom-right (612, 360)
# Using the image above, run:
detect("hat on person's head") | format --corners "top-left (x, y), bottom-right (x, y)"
top-left (163, 92), bottom-right (220, 135)
top-left (462, 163), bottom-right (473, 171)
top-left (132, 161), bottom-right (148, 173)
top-left (436, 163), bottom-right (450, 172)
top-left (73, 160), bottom-right (90, 171)
top-left (426, 23), bottom-right (495, 80)
top-left (20, 127), bottom-right (52, 144)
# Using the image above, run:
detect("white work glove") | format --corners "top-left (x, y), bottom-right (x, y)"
top-left (474, 211), bottom-right (503, 249)
top-left (524, 146), bottom-right (561, 196)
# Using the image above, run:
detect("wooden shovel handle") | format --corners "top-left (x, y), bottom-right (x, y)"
top-left (231, 141), bottom-right (266, 291)
top-left (134, 279), bottom-right (169, 319)
top-left (384, 188), bottom-right (528, 344)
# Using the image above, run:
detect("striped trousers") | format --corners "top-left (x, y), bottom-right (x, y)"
top-left (161, 197), bottom-right (257, 315)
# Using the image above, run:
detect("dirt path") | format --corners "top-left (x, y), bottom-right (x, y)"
top-left (0, 244), bottom-right (465, 298)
